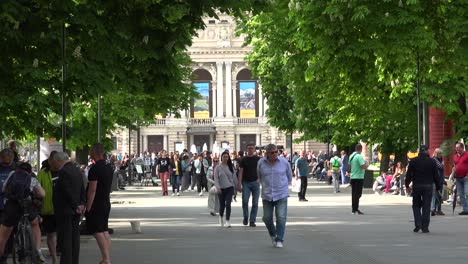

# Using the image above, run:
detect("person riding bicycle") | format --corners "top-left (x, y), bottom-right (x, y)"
top-left (0, 162), bottom-right (46, 263)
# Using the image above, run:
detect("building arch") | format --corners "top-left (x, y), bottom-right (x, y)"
top-left (236, 68), bottom-right (258, 118)
top-left (191, 68), bottom-right (213, 118)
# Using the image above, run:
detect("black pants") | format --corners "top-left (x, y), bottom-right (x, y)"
top-left (412, 186), bottom-right (433, 229)
top-left (218, 186), bottom-right (234, 220)
top-left (57, 214), bottom-right (81, 264)
top-left (196, 173), bottom-right (208, 193)
top-left (350, 179), bottom-right (364, 212)
top-left (298, 177), bottom-right (308, 199)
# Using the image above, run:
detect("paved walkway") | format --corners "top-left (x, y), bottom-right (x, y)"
top-left (43, 181), bottom-right (467, 264)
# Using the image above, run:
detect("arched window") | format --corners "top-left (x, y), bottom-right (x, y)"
top-left (236, 69), bottom-right (258, 118)
top-left (192, 69), bottom-right (213, 118)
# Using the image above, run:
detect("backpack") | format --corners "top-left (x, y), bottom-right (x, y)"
top-left (346, 154), bottom-right (356, 174)
top-left (4, 169), bottom-right (32, 201)
top-left (331, 157), bottom-right (340, 167)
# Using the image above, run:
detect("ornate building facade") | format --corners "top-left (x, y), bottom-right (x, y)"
top-left (113, 14), bottom-right (326, 155)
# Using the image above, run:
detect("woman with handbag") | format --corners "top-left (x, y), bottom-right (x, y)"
top-left (206, 166), bottom-right (220, 216)
top-left (214, 151), bottom-right (238, 227)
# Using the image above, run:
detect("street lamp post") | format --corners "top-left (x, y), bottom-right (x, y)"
top-left (61, 22), bottom-right (67, 152)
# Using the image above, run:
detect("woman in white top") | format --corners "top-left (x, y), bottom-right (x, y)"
top-left (214, 152), bottom-right (238, 227)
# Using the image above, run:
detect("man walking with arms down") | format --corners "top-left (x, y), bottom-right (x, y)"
top-left (86, 143), bottom-right (114, 264)
top-left (258, 144), bottom-right (292, 248)
top-left (238, 144), bottom-right (260, 227)
top-left (405, 145), bottom-right (441, 233)
top-left (453, 142), bottom-right (468, 215)
top-left (349, 144), bottom-right (368, 215)
top-left (295, 150), bottom-right (309, 201)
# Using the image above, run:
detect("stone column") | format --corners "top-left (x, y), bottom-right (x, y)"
top-left (225, 61), bottom-right (232, 117)
top-left (258, 83), bottom-right (263, 117)
top-left (232, 80), bottom-right (238, 117)
top-left (211, 81), bottom-right (217, 117)
top-left (164, 135), bottom-right (168, 151)
top-left (216, 62), bottom-right (224, 117)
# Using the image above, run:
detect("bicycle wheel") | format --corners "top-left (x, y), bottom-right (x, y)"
top-left (12, 220), bottom-right (35, 264)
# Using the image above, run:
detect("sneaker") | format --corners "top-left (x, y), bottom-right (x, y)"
top-left (249, 222), bottom-right (256, 227)
top-left (210, 211), bottom-right (216, 216)
top-left (271, 236), bottom-right (276, 246)
top-left (199, 191), bottom-right (204, 196)
top-left (422, 228), bottom-right (430, 233)
top-left (172, 193), bottom-right (175, 196)
top-left (356, 210), bottom-right (364, 215)
top-left (177, 192), bottom-right (180, 196)
top-left (219, 216), bottom-right (224, 227)
top-left (275, 241), bottom-right (284, 248)
top-left (225, 220), bottom-right (231, 227)
top-left (243, 218), bottom-right (248, 226)
top-left (458, 211), bottom-right (468, 215)
top-left (413, 226), bottom-right (421, 233)
top-left (36, 250), bottom-right (46, 263)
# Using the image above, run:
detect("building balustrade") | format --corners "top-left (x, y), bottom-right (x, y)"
top-left (237, 117), bottom-right (258, 125)
top-left (189, 118), bottom-right (214, 126)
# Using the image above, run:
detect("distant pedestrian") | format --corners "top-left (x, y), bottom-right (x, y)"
top-left (349, 143), bottom-right (368, 215)
top-left (405, 145), bottom-right (441, 233)
top-left (206, 166), bottom-right (219, 216)
top-left (238, 143), bottom-right (260, 226)
top-left (214, 152), bottom-right (238, 227)
top-left (295, 150), bottom-right (309, 201)
top-left (52, 152), bottom-right (86, 264)
top-left (258, 144), bottom-right (292, 248)
top-left (453, 142), bottom-right (468, 215)
top-left (86, 143), bottom-right (114, 264)
top-left (330, 151), bottom-right (341, 193)
top-left (170, 153), bottom-right (182, 196)
top-left (156, 150), bottom-right (171, 196)
top-left (431, 148), bottom-right (445, 216)
top-left (340, 150), bottom-right (349, 185)
top-left (180, 154), bottom-right (191, 192)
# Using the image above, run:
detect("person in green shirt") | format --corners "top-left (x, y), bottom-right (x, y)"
top-left (36, 151), bottom-right (58, 264)
top-left (330, 151), bottom-right (342, 193)
top-left (349, 144), bottom-right (368, 215)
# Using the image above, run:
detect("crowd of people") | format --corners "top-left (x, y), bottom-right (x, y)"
top-left (0, 141), bottom-right (113, 264)
top-left (0, 138), bottom-right (466, 263)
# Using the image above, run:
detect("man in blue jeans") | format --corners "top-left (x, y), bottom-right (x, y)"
top-left (238, 144), bottom-right (260, 227)
top-left (258, 144), bottom-right (292, 248)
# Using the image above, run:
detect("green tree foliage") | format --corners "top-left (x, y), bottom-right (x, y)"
top-left (238, 0), bottom-right (467, 160)
top-left (0, 0), bottom-right (266, 149)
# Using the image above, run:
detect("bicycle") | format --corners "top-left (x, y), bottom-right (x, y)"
top-left (12, 199), bottom-right (36, 264)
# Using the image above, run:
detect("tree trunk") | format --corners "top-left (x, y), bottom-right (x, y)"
top-left (380, 152), bottom-right (390, 174)
top-left (75, 145), bottom-right (90, 166)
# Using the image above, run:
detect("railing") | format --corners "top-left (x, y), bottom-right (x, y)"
top-left (189, 118), bottom-right (214, 126)
top-left (237, 117), bottom-right (258, 124)
top-left (149, 119), bottom-right (166, 126)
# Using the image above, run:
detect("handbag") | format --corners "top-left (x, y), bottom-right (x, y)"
top-left (209, 185), bottom-right (218, 194)
top-left (291, 178), bottom-right (301, 193)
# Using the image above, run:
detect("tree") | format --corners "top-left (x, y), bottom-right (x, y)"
top-left (0, 0), bottom-right (266, 150)
top-left (238, 0), bottom-right (467, 167)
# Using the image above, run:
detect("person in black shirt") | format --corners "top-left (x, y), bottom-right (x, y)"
top-left (156, 150), bottom-right (171, 196)
top-left (86, 143), bottom-right (114, 264)
top-left (405, 145), bottom-right (442, 233)
top-left (238, 144), bottom-right (261, 227)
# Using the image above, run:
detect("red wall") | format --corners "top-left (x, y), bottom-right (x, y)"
top-left (428, 107), bottom-right (454, 176)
